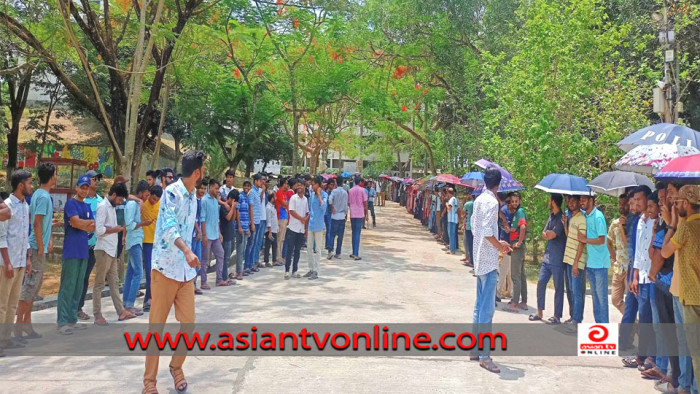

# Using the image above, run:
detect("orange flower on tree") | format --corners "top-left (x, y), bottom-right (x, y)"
top-left (393, 65), bottom-right (408, 80)
top-left (256, 68), bottom-right (263, 76)
top-left (234, 68), bottom-right (241, 79)
top-left (401, 105), bottom-right (407, 112)
top-left (293, 18), bottom-right (300, 28)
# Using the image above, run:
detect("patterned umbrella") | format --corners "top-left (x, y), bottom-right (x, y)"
top-left (617, 123), bottom-right (700, 152)
top-left (435, 173), bottom-right (461, 184)
top-left (654, 153), bottom-right (700, 184)
top-left (403, 178), bottom-right (415, 185)
top-left (472, 179), bottom-right (525, 196)
top-left (614, 144), bottom-right (699, 175)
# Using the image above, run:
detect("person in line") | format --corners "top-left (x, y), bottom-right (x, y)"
top-left (0, 170), bottom-right (33, 352)
top-left (56, 175), bottom-right (95, 335)
top-left (15, 162), bottom-right (56, 340)
top-left (201, 178), bottom-right (229, 288)
top-left (285, 179), bottom-right (308, 279)
top-left (252, 174), bottom-right (267, 270)
top-left (77, 170), bottom-right (103, 321)
top-left (471, 167), bottom-right (512, 374)
top-left (305, 175), bottom-right (327, 280)
top-left (348, 176), bottom-right (368, 261)
top-left (506, 192), bottom-right (528, 312)
top-left (160, 168), bottom-right (175, 189)
top-left (193, 181), bottom-right (206, 294)
top-left (93, 182), bottom-right (134, 325)
top-left (123, 181), bottom-right (152, 315)
top-left (245, 174), bottom-right (263, 273)
top-left (367, 181), bottom-right (377, 228)
top-left (562, 195), bottom-right (586, 330)
top-left (221, 189), bottom-right (239, 278)
top-left (275, 177), bottom-right (290, 266)
top-left (577, 193), bottom-right (611, 324)
top-left (327, 177), bottom-right (348, 260)
top-left (445, 188), bottom-right (459, 255)
top-left (620, 190), bottom-right (642, 352)
top-left (236, 182), bottom-right (251, 279)
top-left (496, 194), bottom-right (514, 301)
top-left (218, 169), bottom-right (236, 206)
top-left (142, 151), bottom-right (204, 394)
top-left (608, 194), bottom-right (630, 315)
top-left (264, 192), bottom-right (279, 268)
top-left (146, 170), bottom-right (160, 188)
top-left (461, 193), bottom-right (474, 266)
top-left (141, 185), bottom-right (162, 312)
top-left (324, 179), bottom-right (335, 255)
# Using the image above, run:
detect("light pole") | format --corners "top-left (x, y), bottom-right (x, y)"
top-left (652, 4), bottom-right (679, 123)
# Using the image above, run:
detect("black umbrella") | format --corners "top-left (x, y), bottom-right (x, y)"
top-left (587, 171), bottom-right (655, 197)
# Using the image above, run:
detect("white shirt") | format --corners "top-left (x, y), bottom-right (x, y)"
top-left (288, 194), bottom-right (309, 234)
top-left (95, 198), bottom-right (119, 257)
top-left (634, 215), bottom-right (656, 285)
top-left (266, 203), bottom-right (279, 233)
top-left (0, 195), bottom-right (30, 268)
top-left (471, 189), bottom-right (500, 276)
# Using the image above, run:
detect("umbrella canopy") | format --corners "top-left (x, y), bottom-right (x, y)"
top-left (588, 171), bottom-right (655, 197)
top-left (460, 172), bottom-right (484, 187)
top-left (389, 176), bottom-right (402, 182)
top-left (472, 179), bottom-right (525, 196)
top-left (340, 172), bottom-right (352, 178)
top-left (614, 144), bottom-right (699, 175)
top-left (654, 153), bottom-right (700, 183)
top-left (534, 173), bottom-right (594, 196)
top-left (403, 178), bottom-right (415, 185)
top-left (436, 173), bottom-right (461, 184)
top-left (617, 123), bottom-right (700, 152)
top-left (474, 159), bottom-right (513, 180)
top-left (378, 174), bottom-right (390, 179)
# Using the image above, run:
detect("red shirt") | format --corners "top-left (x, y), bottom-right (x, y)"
top-left (275, 189), bottom-right (289, 220)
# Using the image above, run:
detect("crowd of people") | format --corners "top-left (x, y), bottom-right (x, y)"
top-left (400, 166), bottom-right (699, 391)
top-left (0, 151), bottom-right (382, 392)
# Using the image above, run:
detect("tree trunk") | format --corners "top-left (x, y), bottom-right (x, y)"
top-left (393, 121), bottom-right (436, 175)
top-left (245, 158), bottom-right (254, 178)
top-left (173, 137), bottom-right (181, 173)
top-left (290, 72), bottom-right (300, 173)
top-left (320, 149), bottom-right (328, 173)
top-left (4, 64), bottom-right (32, 180)
top-left (151, 76), bottom-right (171, 170)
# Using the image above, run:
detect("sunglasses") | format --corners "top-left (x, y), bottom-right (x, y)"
top-left (673, 199), bottom-right (687, 206)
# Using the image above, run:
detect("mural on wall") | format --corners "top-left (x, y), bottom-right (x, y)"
top-left (2, 144), bottom-right (115, 177)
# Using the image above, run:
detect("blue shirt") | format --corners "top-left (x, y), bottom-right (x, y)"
top-left (193, 198), bottom-right (202, 238)
top-left (29, 188), bottom-right (53, 253)
top-left (308, 190), bottom-right (328, 232)
top-left (447, 196), bottom-right (459, 223)
top-left (499, 205), bottom-right (514, 241)
top-left (84, 195), bottom-right (103, 247)
top-left (200, 194), bottom-right (221, 240)
top-left (152, 179), bottom-right (198, 282)
top-left (63, 198), bottom-right (93, 260)
top-left (237, 192), bottom-right (250, 232)
top-left (584, 207), bottom-right (610, 269)
top-left (369, 188), bottom-right (376, 202)
top-left (124, 200), bottom-right (144, 250)
top-left (249, 186), bottom-right (262, 224)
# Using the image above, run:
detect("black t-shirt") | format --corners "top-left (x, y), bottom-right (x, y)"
top-left (220, 206), bottom-right (236, 241)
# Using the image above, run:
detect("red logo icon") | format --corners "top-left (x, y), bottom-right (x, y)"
top-left (588, 325), bottom-right (609, 343)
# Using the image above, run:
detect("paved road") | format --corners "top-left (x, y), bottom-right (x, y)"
top-left (2, 202), bottom-right (654, 393)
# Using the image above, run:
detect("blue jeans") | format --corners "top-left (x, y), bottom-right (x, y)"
top-left (123, 245), bottom-right (143, 308)
top-left (650, 284), bottom-right (667, 373)
top-left (587, 267), bottom-right (609, 323)
top-left (324, 214), bottom-right (333, 251)
top-left (142, 243), bottom-right (153, 304)
top-left (620, 289), bottom-right (639, 349)
top-left (245, 223), bottom-right (260, 270)
top-left (330, 219), bottom-right (345, 255)
top-left (236, 230), bottom-right (249, 274)
top-left (565, 264), bottom-right (585, 323)
top-left (254, 220), bottom-right (266, 264)
top-left (537, 262), bottom-right (564, 318)
top-left (674, 296), bottom-right (699, 393)
top-left (447, 221), bottom-right (457, 252)
top-left (191, 236), bottom-right (202, 287)
top-left (350, 218), bottom-right (363, 257)
top-left (464, 230), bottom-right (474, 262)
top-left (638, 283), bottom-right (656, 358)
top-left (223, 239), bottom-right (235, 280)
top-left (473, 269), bottom-right (498, 360)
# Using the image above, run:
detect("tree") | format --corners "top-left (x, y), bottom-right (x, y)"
top-left (24, 70), bottom-right (66, 160)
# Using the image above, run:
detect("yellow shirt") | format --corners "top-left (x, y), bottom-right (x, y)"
top-left (142, 199), bottom-right (160, 244)
top-left (670, 213), bottom-right (700, 306)
top-left (563, 212), bottom-right (587, 269)
top-left (608, 218), bottom-right (628, 275)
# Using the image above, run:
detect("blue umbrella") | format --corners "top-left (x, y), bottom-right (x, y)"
top-left (340, 172), bottom-right (351, 178)
top-left (534, 173), bottom-right (594, 196)
top-left (460, 171), bottom-right (484, 187)
top-left (617, 123), bottom-right (700, 152)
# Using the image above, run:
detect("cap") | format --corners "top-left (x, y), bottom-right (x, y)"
top-left (114, 175), bottom-right (129, 184)
top-left (85, 170), bottom-right (102, 179)
top-left (77, 175), bottom-right (91, 187)
top-left (679, 185), bottom-right (700, 205)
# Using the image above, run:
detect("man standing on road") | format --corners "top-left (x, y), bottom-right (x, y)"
top-left (236, 182), bottom-right (251, 279)
top-left (367, 181), bottom-right (377, 228)
top-left (305, 175), bottom-right (327, 280)
top-left (446, 188), bottom-right (459, 255)
top-left (93, 182), bottom-right (134, 325)
top-left (141, 185), bottom-right (161, 312)
top-left (328, 178), bottom-right (348, 260)
top-left (0, 170), bottom-right (32, 352)
top-left (348, 176), bottom-right (368, 261)
top-left (324, 179), bottom-right (335, 254)
top-left (608, 194), bottom-right (630, 315)
top-left (56, 175), bottom-right (95, 335)
top-left (471, 166), bottom-right (512, 374)
top-left (123, 181), bottom-right (152, 314)
top-left (275, 178), bottom-right (290, 265)
top-left (245, 174), bottom-right (264, 273)
top-left (531, 194), bottom-right (566, 324)
top-left (219, 169), bottom-right (236, 206)
top-left (285, 179), bottom-right (308, 279)
top-left (506, 192), bottom-right (528, 312)
top-left (143, 151), bottom-right (204, 394)
top-left (461, 193), bottom-right (474, 266)
top-left (578, 193), bottom-right (611, 324)
top-left (15, 162), bottom-right (56, 340)
top-left (201, 178), bottom-right (228, 288)
top-left (77, 170), bottom-right (102, 321)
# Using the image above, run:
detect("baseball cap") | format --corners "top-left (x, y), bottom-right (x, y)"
top-left (85, 170), bottom-right (103, 179)
top-left (114, 175), bottom-right (129, 184)
top-left (678, 185), bottom-right (700, 205)
top-left (77, 175), bottom-right (91, 187)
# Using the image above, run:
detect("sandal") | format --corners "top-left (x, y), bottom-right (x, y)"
top-left (200, 283), bottom-right (211, 290)
top-left (638, 360), bottom-right (656, 372)
top-left (546, 317), bottom-right (561, 325)
top-left (142, 381), bottom-right (159, 394)
top-left (479, 358), bottom-right (501, 374)
top-left (502, 304), bottom-right (520, 313)
top-left (216, 281), bottom-right (231, 287)
top-left (354, 256), bottom-right (362, 261)
top-left (642, 367), bottom-right (666, 380)
top-left (622, 356), bottom-right (640, 368)
top-left (170, 366), bottom-right (188, 393)
top-left (528, 314), bottom-right (542, 321)
top-left (518, 303), bottom-right (528, 311)
top-left (118, 311), bottom-right (136, 321)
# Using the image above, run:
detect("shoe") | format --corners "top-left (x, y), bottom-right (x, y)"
top-left (77, 310), bottom-right (90, 321)
top-left (308, 272), bottom-right (318, 280)
top-left (284, 272), bottom-right (290, 280)
top-left (194, 288), bottom-right (203, 295)
top-left (327, 252), bottom-right (334, 260)
top-left (333, 254), bottom-right (341, 259)
top-left (479, 358), bottom-right (501, 374)
top-left (201, 283), bottom-right (211, 290)
top-left (303, 270), bottom-right (314, 278)
top-left (57, 325), bottom-right (73, 335)
top-left (265, 263), bottom-right (273, 268)
top-left (237, 274), bottom-right (243, 280)
top-left (252, 267), bottom-right (260, 272)
top-left (68, 323), bottom-right (89, 331)
top-left (292, 272), bottom-right (302, 279)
